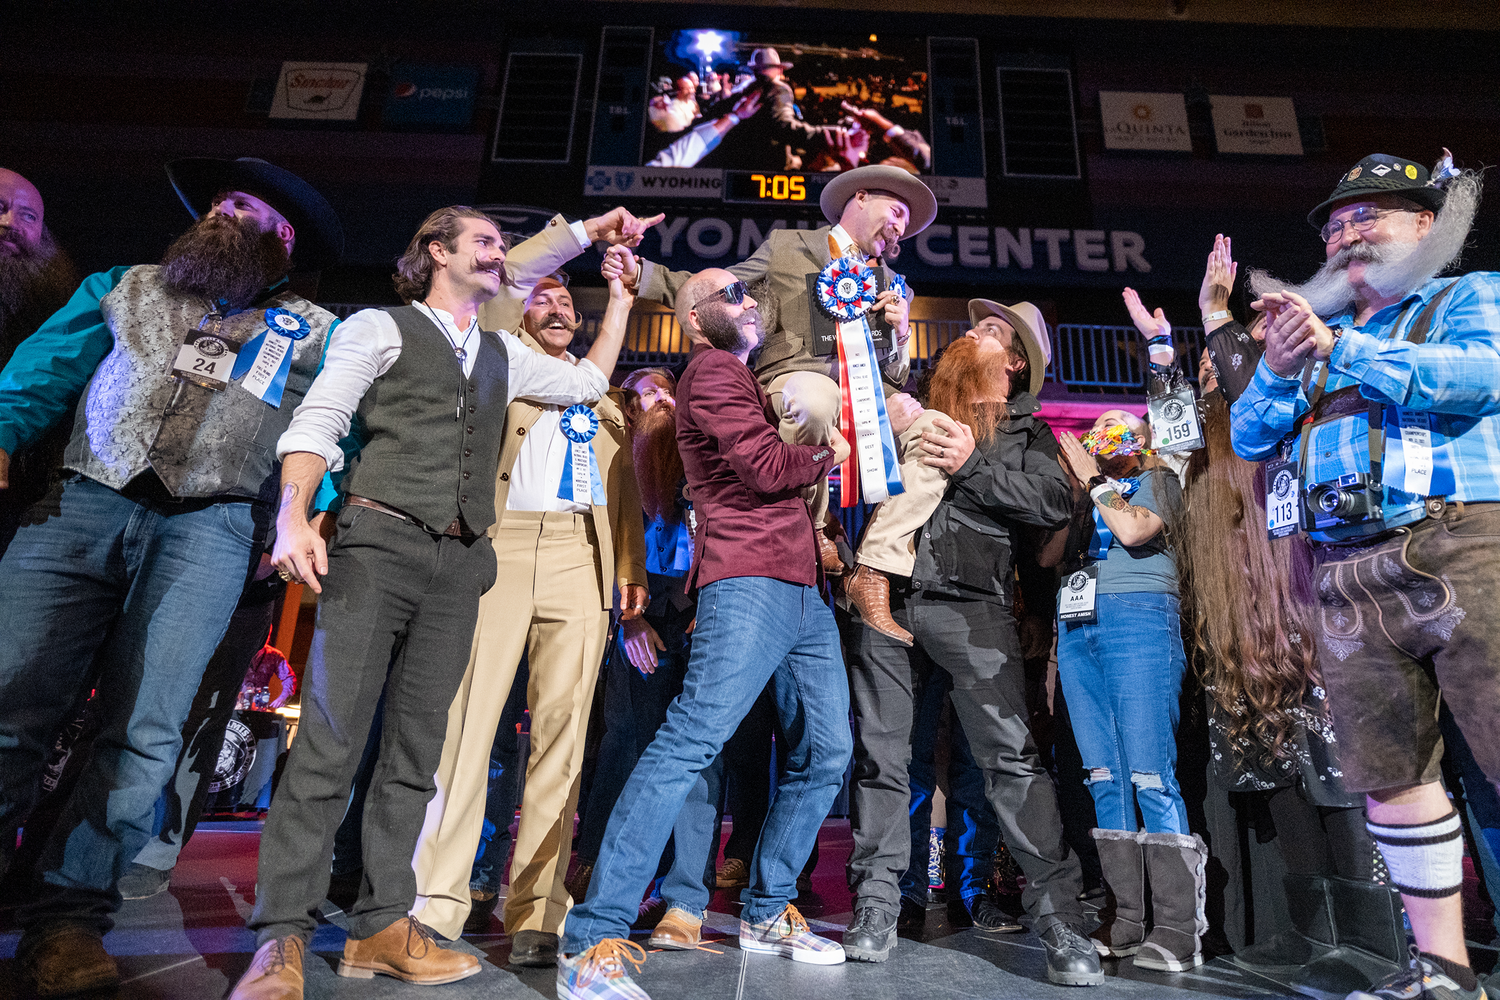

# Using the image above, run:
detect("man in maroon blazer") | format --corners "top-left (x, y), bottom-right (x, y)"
top-left (557, 268), bottom-right (854, 999)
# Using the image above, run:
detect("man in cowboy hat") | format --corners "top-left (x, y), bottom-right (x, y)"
top-left (633, 162), bottom-right (937, 567)
top-left (837, 319), bottom-right (1096, 986)
top-left (0, 156), bottom-right (343, 995)
top-left (735, 46), bottom-right (840, 171)
top-left (843, 298), bottom-right (1052, 642)
top-left (1233, 151), bottom-right (1498, 1000)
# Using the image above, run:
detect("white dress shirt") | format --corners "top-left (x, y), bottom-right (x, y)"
top-left (277, 305), bottom-right (607, 471)
top-left (505, 350), bottom-right (591, 514)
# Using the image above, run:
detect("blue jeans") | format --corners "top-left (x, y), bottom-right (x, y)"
top-left (0, 475), bottom-right (262, 932)
top-left (1056, 592), bottom-right (1189, 835)
top-left (563, 576), bottom-right (852, 951)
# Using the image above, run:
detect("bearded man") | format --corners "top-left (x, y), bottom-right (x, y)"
top-left (408, 267), bottom-right (648, 966)
top-left (1232, 151), bottom-right (1499, 1000)
top-left (0, 156), bottom-right (343, 996)
top-left (839, 334), bottom-right (1102, 987)
top-left (0, 168), bottom-right (81, 553)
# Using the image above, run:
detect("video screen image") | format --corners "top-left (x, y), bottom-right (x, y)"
top-left (644, 29), bottom-right (931, 174)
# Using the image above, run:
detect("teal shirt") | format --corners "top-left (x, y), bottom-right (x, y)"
top-left (1091, 468), bottom-right (1181, 596)
top-left (0, 266), bottom-right (351, 510)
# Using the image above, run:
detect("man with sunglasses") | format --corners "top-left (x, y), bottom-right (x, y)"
top-left (1233, 151), bottom-right (1500, 1000)
top-left (556, 267), bottom-right (853, 1000)
top-left (631, 164), bottom-right (936, 569)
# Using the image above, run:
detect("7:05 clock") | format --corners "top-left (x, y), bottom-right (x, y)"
top-left (723, 170), bottom-right (833, 205)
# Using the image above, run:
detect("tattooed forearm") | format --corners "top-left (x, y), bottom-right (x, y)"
top-left (1094, 490), bottom-right (1148, 517)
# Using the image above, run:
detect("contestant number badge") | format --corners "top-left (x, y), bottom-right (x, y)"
top-left (1058, 565), bottom-right (1098, 623)
top-left (1148, 388), bottom-right (1203, 454)
top-left (1265, 457), bottom-right (1300, 539)
top-left (171, 330), bottom-right (238, 391)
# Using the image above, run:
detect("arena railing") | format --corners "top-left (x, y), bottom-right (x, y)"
top-left (320, 304), bottom-right (1205, 393)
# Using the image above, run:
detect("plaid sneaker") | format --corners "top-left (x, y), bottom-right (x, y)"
top-left (740, 904), bottom-right (845, 966)
top-left (1349, 950), bottom-right (1487, 1000)
top-left (557, 939), bottom-right (651, 1000)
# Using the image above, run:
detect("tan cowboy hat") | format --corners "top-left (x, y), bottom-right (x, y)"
top-left (968, 299), bottom-right (1052, 396)
top-left (745, 48), bottom-right (794, 72)
top-left (819, 164), bottom-right (938, 239)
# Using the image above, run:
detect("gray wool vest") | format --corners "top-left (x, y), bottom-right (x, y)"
top-left (63, 265), bottom-right (336, 500)
top-left (339, 305), bottom-right (509, 533)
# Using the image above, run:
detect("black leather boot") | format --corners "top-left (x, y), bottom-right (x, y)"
top-left (843, 906), bottom-right (898, 962)
top-left (1232, 874), bottom-right (1336, 975)
top-left (1289, 877), bottom-right (1405, 1000)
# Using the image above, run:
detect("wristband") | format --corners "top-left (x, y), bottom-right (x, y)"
top-left (1090, 481), bottom-right (1121, 504)
top-left (884, 125), bottom-right (906, 140)
top-left (725, 113), bottom-right (742, 128)
top-left (1203, 309), bottom-right (1231, 323)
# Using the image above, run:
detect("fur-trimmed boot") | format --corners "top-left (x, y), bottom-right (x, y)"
top-left (1089, 828), bottom-right (1147, 958)
top-left (1136, 831), bottom-right (1209, 972)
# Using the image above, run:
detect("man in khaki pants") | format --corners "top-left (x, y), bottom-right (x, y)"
top-left (411, 270), bottom-right (647, 964)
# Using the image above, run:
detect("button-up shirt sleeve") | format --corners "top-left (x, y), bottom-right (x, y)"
top-left (1331, 274), bottom-right (1500, 416)
top-left (1230, 358), bottom-right (1309, 462)
top-left (502, 331), bottom-right (608, 406)
top-left (276, 309), bottom-right (401, 471)
top-left (0, 266), bottom-right (128, 454)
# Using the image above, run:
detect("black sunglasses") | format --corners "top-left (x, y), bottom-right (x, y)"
top-left (693, 280), bottom-right (748, 310)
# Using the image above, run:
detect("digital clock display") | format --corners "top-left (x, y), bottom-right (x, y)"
top-left (723, 171), bottom-right (833, 205)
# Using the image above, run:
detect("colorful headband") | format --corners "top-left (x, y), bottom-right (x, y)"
top-left (1082, 424), bottom-right (1152, 458)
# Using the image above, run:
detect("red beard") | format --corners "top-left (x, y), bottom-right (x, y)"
top-left (632, 402), bottom-right (686, 525)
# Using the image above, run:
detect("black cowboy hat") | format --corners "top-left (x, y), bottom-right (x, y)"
top-left (1307, 153), bottom-right (1446, 229)
top-left (166, 157), bottom-right (345, 271)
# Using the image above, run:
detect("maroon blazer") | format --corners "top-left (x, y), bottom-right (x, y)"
top-left (676, 344), bottom-right (840, 589)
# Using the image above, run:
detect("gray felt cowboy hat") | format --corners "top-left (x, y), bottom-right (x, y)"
top-left (819, 164), bottom-right (938, 240)
top-left (166, 156), bottom-right (345, 271)
top-left (968, 299), bottom-right (1052, 397)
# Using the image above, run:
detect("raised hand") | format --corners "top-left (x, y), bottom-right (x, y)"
top-left (1257, 291), bottom-right (1322, 377)
top-left (1198, 233), bottom-right (1238, 320)
top-left (731, 88), bottom-right (763, 120)
top-left (585, 206), bottom-right (667, 248)
top-left (602, 245), bottom-right (638, 298)
top-left (1122, 287), bottom-right (1173, 366)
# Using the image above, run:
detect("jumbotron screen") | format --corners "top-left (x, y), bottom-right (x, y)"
top-left (642, 30), bottom-right (932, 175)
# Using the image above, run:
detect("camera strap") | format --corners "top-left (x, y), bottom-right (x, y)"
top-left (1291, 282), bottom-right (1459, 537)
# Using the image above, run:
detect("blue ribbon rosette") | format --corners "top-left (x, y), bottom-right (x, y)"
top-left (231, 307), bottom-right (312, 407)
top-left (557, 404), bottom-right (608, 506)
top-left (816, 256), bottom-right (878, 321)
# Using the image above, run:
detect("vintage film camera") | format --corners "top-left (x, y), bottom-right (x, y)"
top-left (1302, 471), bottom-right (1384, 535)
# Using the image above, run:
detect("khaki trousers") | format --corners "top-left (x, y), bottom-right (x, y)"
top-left (410, 511), bottom-right (609, 939)
top-left (855, 410), bottom-right (948, 577)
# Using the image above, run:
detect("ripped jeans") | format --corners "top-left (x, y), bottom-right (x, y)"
top-left (1056, 592), bottom-right (1190, 834)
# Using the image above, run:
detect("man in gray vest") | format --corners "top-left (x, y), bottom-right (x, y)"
top-left (228, 206), bottom-right (632, 1000)
top-left (0, 156), bottom-right (344, 997)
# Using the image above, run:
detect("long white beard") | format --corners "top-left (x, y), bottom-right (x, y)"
top-left (1248, 171), bottom-right (1482, 319)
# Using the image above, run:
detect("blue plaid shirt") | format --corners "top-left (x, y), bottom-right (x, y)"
top-left (1231, 272), bottom-right (1500, 503)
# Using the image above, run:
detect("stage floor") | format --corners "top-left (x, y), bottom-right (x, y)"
top-left (0, 820), bottom-right (1325, 1000)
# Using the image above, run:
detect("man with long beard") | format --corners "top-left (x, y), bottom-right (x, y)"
top-left (408, 268), bottom-right (648, 964)
top-left (839, 334), bottom-right (1102, 987)
top-left (0, 168), bottom-right (80, 553)
top-left (557, 268), bottom-right (852, 1000)
top-left (0, 156), bottom-right (343, 996)
top-left (1233, 151), bottom-right (1499, 1000)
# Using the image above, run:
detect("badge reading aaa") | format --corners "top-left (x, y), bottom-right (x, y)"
top-left (816, 256), bottom-right (877, 322)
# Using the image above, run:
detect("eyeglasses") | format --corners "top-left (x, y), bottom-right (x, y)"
top-left (1318, 207), bottom-right (1413, 244)
top-left (692, 280), bottom-right (748, 310)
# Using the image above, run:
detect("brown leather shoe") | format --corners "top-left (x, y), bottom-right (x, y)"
top-left (843, 565), bottom-right (913, 645)
top-left (226, 936), bottom-right (304, 1000)
top-left (338, 917), bottom-right (480, 985)
top-left (817, 530), bottom-right (847, 576)
top-left (649, 907), bottom-right (702, 950)
top-left (18, 924), bottom-right (121, 997)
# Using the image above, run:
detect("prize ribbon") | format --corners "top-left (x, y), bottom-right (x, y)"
top-left (557, 404), bottom-right (608, 506)
top-left (230, 308), bottom-right (313, 408)
top-left (1088, 477), bottom-right (1141, 559)
top-left (816, 256), bottom-right (878, 322)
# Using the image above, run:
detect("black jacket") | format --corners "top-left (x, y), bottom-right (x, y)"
top-left (909, 393), bottom-right (1072, 604)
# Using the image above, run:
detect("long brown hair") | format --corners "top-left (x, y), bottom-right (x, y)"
top-left (1181, 392), bottom-right (1320, 765)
